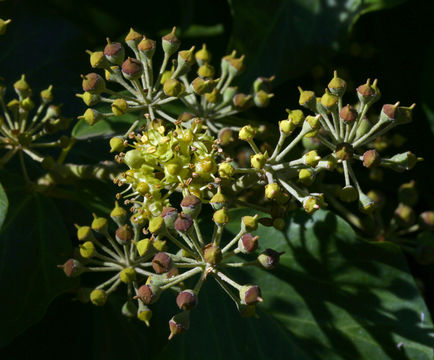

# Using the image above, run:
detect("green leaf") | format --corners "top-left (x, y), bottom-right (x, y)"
top-left (156, 209), bottom-right (433, 359)
top-left (0, 191), bottom-right (76, 347)
top-left (227, 0), bottom-right (407, 86)
top-left (0, 182), bottom-right (8, 231)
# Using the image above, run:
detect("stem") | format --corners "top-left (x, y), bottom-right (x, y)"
top-left (222, 229), bottom-right (244, 253)
top-left (160, 266), bottom-right (202, 290)
top-left (213, 270), bottom-right (242, 290)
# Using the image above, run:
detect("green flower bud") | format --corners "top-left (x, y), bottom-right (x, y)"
top-left (152, 252), bottom-right (172, 274)
top-left (76, 225), bottom-right (95, 242)
top-left (197, 63), bottom-right (215, 78)
top-left (160, 207), bottom-right (178, 229)
top-left (125, 28), bottom-right (143, 51)
top-left (111, 98), bottom-right (128, 116)
top-left (304, 150), bottom-right (321, 167)
top-left (298, 168), bottom-right (315, 186)
top-left (303, 194), bottom-right (325, 214)
top-left (203, 243), bottom-right (222, 265)
top-left (334, 142), bottom-right (354, 161)
top-left (138, 37), bottom-right (156, 59)
top-left (81, 73), bottom-right (105, 94)
top-left (176, 290), bottom-right (198, 310)
top-left (242, 215), bottom-right (258, 232)
top-left (394, 203), bottom-right (416, 227)
top-left (265, 183), bottom-right (280, 200)
top-left (174, 213), bottom-right (194, 233)
top-left (162, 27), bottom-right (181, 57)
top-left (0, 19), bottom-right (11, 35)
top-left (91, 214), bottom-right (108, 233)
top-left (355, 117), bottom-right (372, 139)
top-left (86, 50), bottom-right (109, 69)
top-left (138, 283), bottom-right (161, 305)
top-left (79, 108), bottom-right (103, 126)
top-left (175, 46), bottom-right (196, 76)
top-left (60, 258), bottom-right (85, 277)
top-left (148, 216), bottom-right (165, 234)
top-left (239, 285), bottom-right (262, 305)
top-left (135, 238), bottom-right (152, 257)
top-left (380, 102), bottom-right (399, 123)
top-left (228, 55), bottom-right (245, 77)
top-left (119, 267), bottom-right (136, 283)
top-left (218, 162), bottom-right (234, 179)
top-left (137, 301), bottom-right (152, 326)
top-left (222, 86), bottom-right (237, 103)
top-left (163, 78), bottom-right (185, 97)
top-left (213, 208), bottom-right (230, 225)
top-left (359, 192), bottom-right (376, 213)
top-left (124, 149), bottom-right (146, 168)
top-left (253, 75), bottom-right (275, 93)
top-left (298, 87), bottom-right (316, 111)
top-left (239, 125), bottom-right (256, 141)
top-left (357, 78), bottom-right (379, 105)
top-left (394, 104), bottom-right (415, 125)
top-left (205, 87), bottom-right (220, 103)
top-left (286, 109), bottom-right (305, 127)
top-left (254, 90), bottom-right (273, 108)
top-left (338, 186), bottom-right (359, 203)
top-left (116, 224), bottom-right (134, 244)
top-left (191, 77), bottom-right (214, 95)
top-left (79, 241), bottom-right (95, 258)
top-left (233, 93), bottom-right (252, 109)
top-left (77, 92), bottom-right (101, 106)
top-left (419, 211), bottom-right (434, 231)
top-left (195, 43), bottom-right (211, 66)
top-left (320, 89), bottom-right (338, 110)
top-left (90, 289), bottom-right (107, 306)
top-left (168, 311), bottom-right (190, 340)
top-left (40, 85), bottom-right (54, 103)
top-left (279, 119), bottom-right (296, 134)
top-left (122, 300), bottom-right (138, 318)
top-left (21, 97), bottom-right (35, 111)
top-left (339, 104), bottom-right (358, 124)
top-left (257, 248), bottom-right (283, 270)
top-left (250, 152), bottom-right (268, 169)
top-left (122, 57), bottom-right (143, 80)
top-left (328, 70), bottom-right (346, 96)
top-left (383, 152), bottom-right (422, 172)
top-left (363, 149), bottom-right (381, 168)
top-left (109, 137), bottom-right (126, 153)
top-left (302, 115), bottom-right (321, 135)
top-left (210, 190), bottom-right (228, 210)
top-left (181, 195), bottom-right (202, 218)
top-left (238, 233), bottom-right (259, 254)
top-left (110, 201), bottom-right (128, 226)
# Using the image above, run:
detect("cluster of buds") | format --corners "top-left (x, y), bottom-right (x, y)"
top-left (59, 196), bottom-right (283, 339)
top-left (235, 72), bottom-right (421, 215)
top-left (112, 120), bottom-right (223, 221)
top-left (77, 27), bottom-right (272, 135)
top-left (0, 75), bottom-right (72, 181)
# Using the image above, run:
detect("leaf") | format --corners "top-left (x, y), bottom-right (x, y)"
top-left (0, 190), bottom-right (76, 347)
top-left (227, 0), bottom-right (407, 87)
top-left (0, 182), bottom-right (8, 231)
top-left (157, 209), bottom-right (433, 359)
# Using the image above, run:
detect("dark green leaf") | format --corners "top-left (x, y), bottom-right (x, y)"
top-left (0, 190), bottom-right (76, 347)
top-left (0, 182), bottom-right (8, 231)
top-left (227, 0), bottom-right (407, 86)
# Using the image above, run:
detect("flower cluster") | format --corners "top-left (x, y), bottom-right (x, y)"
top-left (60, 196), bottom-right (282, 339)
top-left (235, 72), bottom-right (421, 214)
top-left (0, 75), bottom-right (72, 181)
top-left (78, 27), bottom-right (272, 135)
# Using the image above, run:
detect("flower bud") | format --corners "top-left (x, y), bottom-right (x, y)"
top-left (384, 152), bottom-right (421, 172)
top-left (233, 93), bottom-right (252, 109)
top-left (257, 248), bottom-right (283, 270)
top-left (213, 208), bottom-right (230, 226)
top-left (0, 18), bottom-right (11, 35)
top-left (254, 90), bottom-right (273, 108)
top-left (191, 77), bottom-right (213, 95)
top-left (78, 108), bottom-right (103, 126)
top-left (110, 201), bottom-right (127, 226)
top-left (380, 102), bottom-right (399, 123)
top-left (125, 28), bottom-right (143, 50)
top-left (197, 63), bottom-right (215, 78)
top-left (174, 213), bottom-right (194, 233)
top-left (228, 55), bottom-right (245, 77)
top-left (176, 290), bottom-right (198, 310)
top-left (195, 43), bottom-right (212, 65)
top-left (40, 85), bottom-right (54, 103)
top-left (109, 136), bottom-right (126, 153)
top-left (124, 149), bottom-right (146, 169)
top-left (79, 241), bottom-right (95, 258)
top-left (250, 152), bottom-right (268, 169)
top-left (111, 98), bottom-right (128, 116)
top-left (339, 104), bottom-right (358, 124)
top-left (13, 75), bottom-right (31, 98)
top-left (241, 215), bottom-right (258, 232)
top-left (116, 224), bottom-right (134, 244)
top-left (91, 214), bottom-right (108, 233)
top-left (419, 211), bottom-right (434, 231)
top-left (298, 168), bottom-right (315, 186)
top-left (138, 37), bottom-right (156, 59)
top-left (303, 150), bottom-right (321, 167)
top-left (363, 149), bottom-right (381, 168)
top-left (298, 87), bottom-right (316, 110)
top-left (175, 46), bottom-right (196, 76)
top-left (181, 195), bottom-right (202, 218)
top-left (168, 311), bottom-right (190, 340)
top-left (205, 87), bottom-right (220, 103)
top-left (76, 225), bottom-right (95, 242)
top-left (103, 39), bottom-right (125, 65)
top-left (359, 192), bottom-right (376, 213)
top-left (81, 73), bottom-right (105, 94)
top-left (119, 267), bottom-right (136, 283)
top-left (148, 216), bottom-right (165, 234)
top-left (162, 27), bottom-right (181, 57)
top-left (355, 117), bottom-right (372, 139)
top-left (137, 301), bottom-right (153, 326)
top-left (328, 70), bottom-right (346, 96)
top-left (122, 300), bottom-right (138, 318)
top-left (218, 162), bottom-right (234, 179)
top-left (152, 252), bottom-right (172, 274)
top-left (265, 183), bottom-right (280, 200)
top-left (394, 203), bottom-right (416, 227)
top-left (279, 119), bottom-right (296, 134)
top-left (203, 243), bottom-right (222, 265)
top-left (239, 126), bottom-right (256, 142)
top-left (90, 289), bottom-right (107, 306)
top-left (338, 186), bottom-right (358, 203)
top-left (357, 78), bottom-right (378, 105)
top-left (239, 285), bottom-right (262, 305)
top-left (60, 258), bottom-right (85, 277)
top-left (253, 75), bottom-right (275, 93)
top-left (302, 115), bottom-right (321, 135)
top-left (218, 128), bottom-right (234, 145)
top-left (86, 50), bottom-right (109, 69)
top-left (163, 78), bottom-right (185, 97)
top-left (135, 238), bottom-right (152, 257)
top-left (238, 233), bottom-right (259, 254)
top-left (161, 207), bottom-right (178, 229)
top-left (122, 57), bottom-right (143, 80)
top-left (320, 89), bottom-right (338, 110)
top-left (138, 284), bottom-right (161, 304)
top-left (303, 194), bottom-right (325, 214)
top-left (77, 92), bottom-right (101, 106)
top-left (334, 142), bottom-right (353, 161)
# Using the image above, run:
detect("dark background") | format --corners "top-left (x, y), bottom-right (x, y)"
top-left (0, 0), bottom-right (433, 358)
